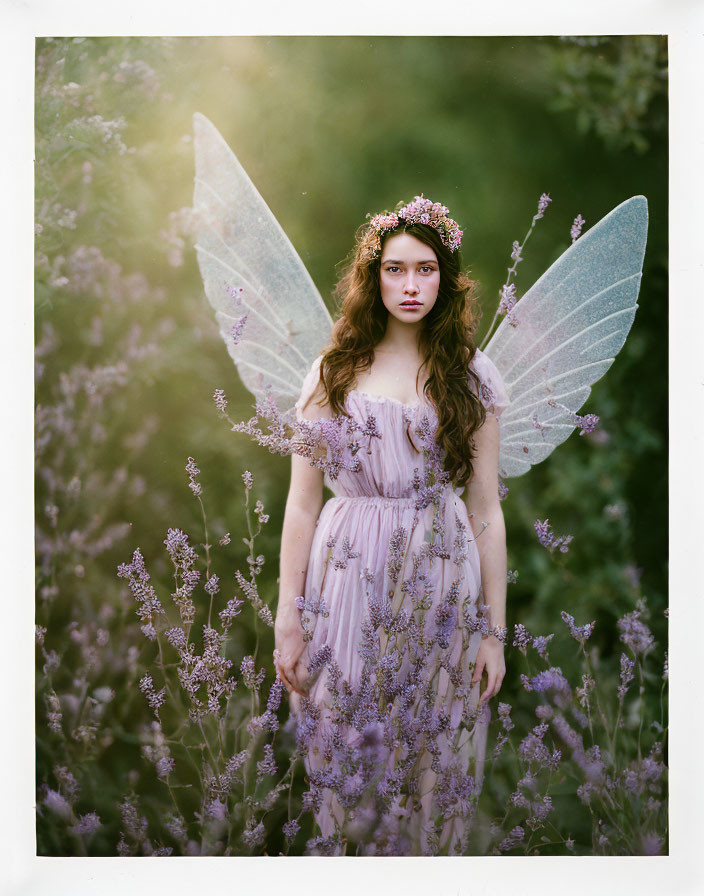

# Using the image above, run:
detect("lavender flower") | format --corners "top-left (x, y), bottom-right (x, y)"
top-left (185, 456), bottom-right (202, 497)
top-left (535, 192), bottom-right (552, 219)
top-left (119, 794), bottom-right (148, 844)
top-left (256, 744), bottom-right (278, 779)
top-left (531, 633), bottom-right (554, 660)
top-left (498, 282), bottom-right (517, 316)
top-left (69, 812), bottom-right (102, 836)
top-left (576, 673), bottom-right (595, 708)
top-left (617, 609), bottom-right (654, 657)
top-left (117, 549), bottom-right (165, 640)
top-left (305, 834), bottom-right (345, 856)
top-left (204, 574), bottom-right (220, 596)
top-left (526, 794), bottom-right (553, 830)
top-left (386, 527), bottom-right (408, 583)
top-left (254, 499), bottom-right (269, 525)
top-left (266, 677), bottom-right (285, 713)
top-left (231, 314), bottom-right (248, 346)
top-left (524, 666), bottom-right (571, 694)
top-left (570, 213), bottom-right (586, 242)
top-left (618, 653), bottom-right (636, 700)
top-left (205, 798), bottom-right (228, 822)
top-left (625, 564), bottom-right (643, 589)
top-left (283, 819), bottom-right (301, 840)
top-left (640, 833), bottom-right (665, 856)
top-left (512, 623), bottom-right (533, 654)
top-left (534, 518), bottom-right (573, 554)
top-left (575, 412), bottom-right (600, 435)
top-left (139, 672), bottom-right (166, 717)
top-left (43, 789), bottom-right (73, 821)
top-left (164, 814), bottom-right (188, 843)
top-left (561, 611), bottom-right (596, 643)
top-left (240, 656), bottom-right (266, 690)
top-left (498, 825), bottom-right (525, 852)
top-left (235, 570), bottom-right (274, 627)
top-left (162, 528), bottom-right (199, 569)
top-left (165, 626), bottom-right (188, 652)
top-left (45, 691), bottom-right (63, 733)
top-left (219, 596), bottom-right (244, 629)
top-left (242, 820), bottom-right (266, 849)
top-left (225, 751), bottom-right (250, 777)
top-left (156, 757), bottom-right (175, 779)
top-left (331, 535), bottom-right (361, 570)
top-left (213, 388), bottom-right (228, 413)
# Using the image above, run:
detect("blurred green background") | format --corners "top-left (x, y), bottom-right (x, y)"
top-left (35, 35), bottom-right (667, 855)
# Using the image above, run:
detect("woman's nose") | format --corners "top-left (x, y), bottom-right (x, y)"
top-left (403, 274), bottom-right (419, 295)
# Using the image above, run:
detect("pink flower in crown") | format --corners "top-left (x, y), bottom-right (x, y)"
top-left (369, 212), bottom-right (399, 232)
top-left (367, 193), bottom-right (464, 253)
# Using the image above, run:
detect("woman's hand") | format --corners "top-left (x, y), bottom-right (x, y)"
top-left (471, 635), bottom-right (506, 706)
top-left (273, 603), bottom-right (309, 698)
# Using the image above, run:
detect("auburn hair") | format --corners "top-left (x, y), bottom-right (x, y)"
top-left (316, 220), bottom-right (486, 488)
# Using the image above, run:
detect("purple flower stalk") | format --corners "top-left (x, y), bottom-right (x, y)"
top-left (570, 214), bottom-right (586, 242)
top-left (185, 456), bottom-right (202, 497)
top-left (561, 611), bottom-right (596, 643)
top-left (213, 388), bottom-right (228, 413)
top-left (498, 825), bottom-right (525, 852)
top-left (534, 518), bottom-right (573, 554)
top-left (69, 812), bottom-right (102, 836)
top-left (524, 666), bottom-right (571, 694)
top-left (498, 282), bottom-right (517, 316)
top-left (617, 607), bottom-right (655, 657)
top-left (618, 653), bottom-right (636, 701)
top-left (535, 193), bottom-right (552, 219)
top-left (231, 315), bottom-right (248, 346)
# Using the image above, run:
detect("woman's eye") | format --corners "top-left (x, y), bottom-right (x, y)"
top-left (387, 266), bottom-right (400, 273)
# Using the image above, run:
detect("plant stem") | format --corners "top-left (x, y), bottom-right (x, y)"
top-left (479, 211), bottom-right (543, 351)
top-left (198, 718), bottom-right (220, 774)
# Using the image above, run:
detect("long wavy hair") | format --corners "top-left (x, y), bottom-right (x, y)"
top-left (317, 219), bottom-right (486, 488)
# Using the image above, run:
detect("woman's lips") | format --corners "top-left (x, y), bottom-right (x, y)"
top-left (400, 300), bottom-right (422, 307)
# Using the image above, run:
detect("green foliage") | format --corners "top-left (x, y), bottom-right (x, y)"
top-left (545, 36), bottom-right (668, 154)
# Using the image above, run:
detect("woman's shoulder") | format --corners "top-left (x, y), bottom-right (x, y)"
top-left (294, 352), bottom-right (329, 421)
top-left (469, 348), bottom-right (510, 419)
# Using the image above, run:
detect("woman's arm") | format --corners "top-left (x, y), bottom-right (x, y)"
top-left (463, 414), bottom-right (507, 705)
top-left (273, 385), bottom-right (327, 697)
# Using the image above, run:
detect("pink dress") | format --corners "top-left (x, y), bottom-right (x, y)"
top-left (290, 348), bottom-right (509, 855)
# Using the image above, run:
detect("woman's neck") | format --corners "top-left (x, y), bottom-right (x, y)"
top-left (375, 316), bottom-right (424, 358)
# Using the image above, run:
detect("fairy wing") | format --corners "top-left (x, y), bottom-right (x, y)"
top-left (484, 195), bottom-right (648, 479)
top-left (192, 112), bottom-right (333, 413)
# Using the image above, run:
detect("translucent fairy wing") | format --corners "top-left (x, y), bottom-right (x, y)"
top-left (192, 112), bottom-right (333, 413)
top-left (484, 195), bottom-right (648, 479)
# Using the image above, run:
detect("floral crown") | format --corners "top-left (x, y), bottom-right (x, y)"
top-left (365, 195), bottom-right (463, 254)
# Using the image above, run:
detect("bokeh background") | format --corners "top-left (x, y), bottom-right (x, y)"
top-left (35, 35), bottom-right (667, 855)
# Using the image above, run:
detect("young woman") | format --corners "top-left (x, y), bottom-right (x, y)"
top-left (273, 199), bottom-right (509, 855)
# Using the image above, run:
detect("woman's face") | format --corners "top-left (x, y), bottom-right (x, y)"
top-left (379, 232), bottom-right (441, 326)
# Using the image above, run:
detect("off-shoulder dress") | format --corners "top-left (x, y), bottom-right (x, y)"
top-left (289, 348), bottom-right (509, 855)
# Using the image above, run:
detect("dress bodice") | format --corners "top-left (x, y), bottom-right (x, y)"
top-left (294, 348), bottom-right (510, 500)
top-left (325, 389), bottom-right (440, 499)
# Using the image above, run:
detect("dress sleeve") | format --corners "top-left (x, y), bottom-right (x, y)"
top-left (293, 354), bottom-right (326, 422)
top-left (470, 348), bottom-right (510, 420)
